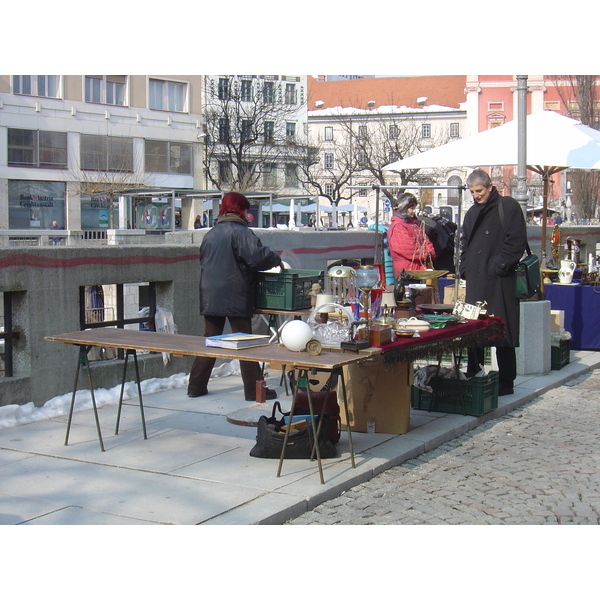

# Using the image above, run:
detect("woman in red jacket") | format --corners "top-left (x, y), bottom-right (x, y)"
top-left (388, 193), bottom-right (436, 277)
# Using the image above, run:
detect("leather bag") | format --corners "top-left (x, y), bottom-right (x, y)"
top-left (249, 402), bottom-right (337, 460)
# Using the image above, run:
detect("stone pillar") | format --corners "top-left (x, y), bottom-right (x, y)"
top-left (516, 300), bottom-right (551, 375)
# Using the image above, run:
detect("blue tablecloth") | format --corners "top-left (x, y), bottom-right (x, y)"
top-left (544, 282), bottom-right (600, 350)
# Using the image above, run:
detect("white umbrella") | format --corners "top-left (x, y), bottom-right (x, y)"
top-left (384, 111), bottom-right (600, 172)
top-left (383, 110), bottom-right (600, 259)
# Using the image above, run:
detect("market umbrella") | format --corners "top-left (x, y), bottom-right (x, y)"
top-left (384, 110), bottom-right (600, 260)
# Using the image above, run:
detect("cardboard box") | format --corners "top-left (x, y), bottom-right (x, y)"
top-left (443, 282), bottom-right (466, 304)
top-left (550, 310), bottom-right (565, 333)
top-left (340, 357), bottom-right (412, 434)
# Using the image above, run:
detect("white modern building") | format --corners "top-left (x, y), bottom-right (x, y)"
top-left (0, 75), bottom-right (206, 233)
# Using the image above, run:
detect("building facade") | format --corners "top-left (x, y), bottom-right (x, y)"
top-left (465, 75), bottom-right (600, 214)
top-left (202, 75), bottom-right (309, 200)
top-left (0, 75), bottom-right (206, 233)
top-left (307, 76), bottom-right (468, 221)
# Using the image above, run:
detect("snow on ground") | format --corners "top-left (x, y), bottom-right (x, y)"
top-left (0, 360), bottom-right (241, 430)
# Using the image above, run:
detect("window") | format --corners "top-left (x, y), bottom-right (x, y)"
top-left (264, 121), bottom-right (274, 143)
top-left (389, 124), bottom-right (399, 139)
top-left (218, 118), bottom-right (230, 143)
top-left (240, 79), bottom-right (252, 102)
top-left (450, 122), bottom-right (460, 137)
top-left (285, 164), bottom-right (297, 187)
top-left (422, 123), bottom-right (431, 138)
top-left (286, 122), bottom-right (296, 141)
top-left (262, 163), bottom-right (277, 187)
top-left (219, 161), bottom-right (232, 184)
top-left (80, 284), bottom-right (157, 361)
top-left (325, 183), bottom-right (334, 197)
top-left (263, 81), bottom-right (275, 103)
top-left (324, 153), bottom-right (334, 170)
top-left (358, 125), bottom-right (368, 139)
top-left (149, 78), bottom-right (187, 112)
top-left (218, 77), bottom-right (229, 100)
top-left (357, 151), bottom-right (367, 167)
top-left (13, 75), bottom-right (60, 98)
top-left (241, 119), bottom-right (253, 142)
top-left (8, 128), bottom-right (67, 168)
top-left (359, 188), bottom-right (368, 197)
top-left (324, 126), bottom-right (333, 141)
top-left (285, 83), bottom-right (296, 105)
top-left (80, 134), bottom-right (133, 171)
top-left (145, 140), bottom-right (192, 174)
top-left (1, 292), bottom-right (21, 377)
top-left (85, 75), bottom-right (126, 106)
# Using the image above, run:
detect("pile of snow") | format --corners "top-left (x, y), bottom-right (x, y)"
top-left (0, 360), bottom-right (241, 431)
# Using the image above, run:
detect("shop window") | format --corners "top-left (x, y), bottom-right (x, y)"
top-left (8, 128), bottom-right (67, 169)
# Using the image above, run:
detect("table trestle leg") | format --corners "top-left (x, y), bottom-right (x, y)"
top-left (65, 345), bottom-right (105, 452)
top-left (115, 348), bottom-right (147, 439)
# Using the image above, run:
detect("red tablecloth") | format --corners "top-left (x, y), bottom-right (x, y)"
top-left (377, 317), bottom-right (504, 364)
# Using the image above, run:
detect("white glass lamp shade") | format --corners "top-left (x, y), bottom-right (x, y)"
top-left (356, 266), bottom-right (379, 290)
top-left (280, 320), bottom-right (313, 352)
top-left (327, 265), bottom-right (356, 278)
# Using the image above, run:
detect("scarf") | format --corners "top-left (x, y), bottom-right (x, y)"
top-left (215, 212), bottom-right (248, 226)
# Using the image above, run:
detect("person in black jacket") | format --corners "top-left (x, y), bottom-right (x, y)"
top-left (187, 192), bottom-right (285, 400)
top-left (460, 169), bottom-right (528, 396)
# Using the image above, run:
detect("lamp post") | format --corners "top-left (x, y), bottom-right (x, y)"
top-left (515, 75), bottom-right (529, 218)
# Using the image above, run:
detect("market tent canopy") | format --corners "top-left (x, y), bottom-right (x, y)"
top-left (383, 110), bottom-right (600, 262)
top-left (383, 110), bottom-right (600, 172)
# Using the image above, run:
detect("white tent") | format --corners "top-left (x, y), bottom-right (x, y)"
top-left (384, 110), bottom-right (600, 258)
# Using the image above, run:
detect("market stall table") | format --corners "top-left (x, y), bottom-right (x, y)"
top-left (45, 328), bottom-right (380, 484)
top-left (543, 282), bottom-right (600, 349)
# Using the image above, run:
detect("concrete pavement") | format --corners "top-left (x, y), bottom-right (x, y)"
top-left (1, 350), bottom-right (599, 525)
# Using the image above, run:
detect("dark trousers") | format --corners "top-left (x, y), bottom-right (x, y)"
top-left (187, 315), bottom-right (264, 399)
top-left (467, 346), bottom-right (516, 390)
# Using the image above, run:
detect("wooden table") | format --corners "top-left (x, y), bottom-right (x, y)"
top-left (46, 328), bottom-right (380, 484)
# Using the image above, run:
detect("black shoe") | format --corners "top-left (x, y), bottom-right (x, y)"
top-left (187, 390), bottom-right (208, 398)
top-left (498, 387), bottom-right (514, 396)
top-left (246, 388), bottom-right (278, 401)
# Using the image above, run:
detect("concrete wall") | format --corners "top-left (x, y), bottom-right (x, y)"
top-left (1, 229), bottom-right (379, 407)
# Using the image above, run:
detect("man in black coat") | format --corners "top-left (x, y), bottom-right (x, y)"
top-left (459, 169), bottom-right (528, 396)
top-left (187, 192), bottom-right (284, 401)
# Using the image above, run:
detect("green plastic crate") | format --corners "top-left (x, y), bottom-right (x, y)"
top-left (551, 339), bottom-right (570, 370)
top-left (411, 371), bottom-right (499, 416)
top-left (255, 269), bottom-right (323, 310)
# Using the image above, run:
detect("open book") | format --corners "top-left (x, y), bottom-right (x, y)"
top-left (205, 332), bottom-right (270, 349)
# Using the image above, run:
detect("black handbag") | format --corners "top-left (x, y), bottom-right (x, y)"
top-left (515, 249), bottom-right (541, 299)
top-left (498, 198), bottom-right (540, 299)
top-left (249, 402), bottom-right (337, 460)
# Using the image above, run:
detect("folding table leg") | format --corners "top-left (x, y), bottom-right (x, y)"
top-left (65, 345), bottom-right (105, 452)
top-left (277, 368), bottom-right (325, 484)
top-left (115, 348), bottom-right (147, 439)
top-left (337, 367), bottom-right (355, 468)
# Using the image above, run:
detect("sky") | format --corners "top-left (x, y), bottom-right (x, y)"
top-left (6, 2), bottom-right (598, 76)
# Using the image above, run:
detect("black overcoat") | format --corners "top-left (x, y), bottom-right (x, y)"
top-left (459, 188), bottom-right (528, 347)
top-left (199, 218), bottom-right (281, 318)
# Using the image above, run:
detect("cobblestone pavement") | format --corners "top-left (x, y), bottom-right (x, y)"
top-left (286, 370), bottom-right (600, 525)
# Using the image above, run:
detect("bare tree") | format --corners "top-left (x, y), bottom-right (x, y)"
top-left (551, 75), bottom-right (600, 219)
top-left (338, 116), bottom-right (448, 203)
top-left (296, 133), bottom-right (360, 207)
top-left (203, 76), bottom-right (308, 192)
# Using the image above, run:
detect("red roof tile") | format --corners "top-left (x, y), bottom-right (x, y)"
top-left (308, 75), bottom-right (466, 111)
